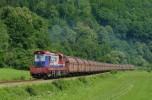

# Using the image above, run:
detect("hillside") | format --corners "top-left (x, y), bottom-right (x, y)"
top-left (0, 0), bottom-right (152, 69)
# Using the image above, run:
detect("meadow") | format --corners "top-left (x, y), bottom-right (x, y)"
top-left (0, 70), bottom-right (152, 100)
top-left (0, 68), bottom-right (32, 81)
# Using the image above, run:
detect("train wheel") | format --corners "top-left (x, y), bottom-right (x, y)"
top-left (43, 75), bottom-right (48, 80)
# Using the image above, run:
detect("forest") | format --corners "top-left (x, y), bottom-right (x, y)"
top-left (0, 0), bottom-right (152, 69)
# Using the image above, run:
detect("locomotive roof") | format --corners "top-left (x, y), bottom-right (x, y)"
top-left (34, 51), bottom-right (63, 56)
top-left (34, 51), bottom-right (51, 55)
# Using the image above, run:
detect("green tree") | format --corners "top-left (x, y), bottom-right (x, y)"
top-left (0, 20), bottom-right (9, 67)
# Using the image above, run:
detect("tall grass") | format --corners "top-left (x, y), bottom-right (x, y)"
top-left (0, 71), bottom-right (152, 100)
top-left (0, 72), bottom-right (115, 100)
top-left (0, 68), bottom-right (32, 81)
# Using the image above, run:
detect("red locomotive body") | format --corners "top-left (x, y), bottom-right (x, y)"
top-left (30, 51), bottom-right (134, 79)
top-left (30, 51), bottom-right (67, 79)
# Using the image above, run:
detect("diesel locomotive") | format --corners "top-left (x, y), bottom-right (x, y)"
top-left (30, 51), bottom-right (134, 79)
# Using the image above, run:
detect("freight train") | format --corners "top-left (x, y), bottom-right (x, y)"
top-left (30, 51), bottom-right (134, 79)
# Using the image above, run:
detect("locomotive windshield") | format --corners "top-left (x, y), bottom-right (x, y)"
top-left (35, 54), bottom-right (45, 62)
top-left (34, 54), bottom-right (45, 67)
top-left (50, 56), bottom-right (59, 65)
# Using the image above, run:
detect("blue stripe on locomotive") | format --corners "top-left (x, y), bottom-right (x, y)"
top-left (34, 56), bottom-right (50, 67)
top-left (34, 56), bottom-right (63, 67)
top-left (34, 61), bottom-right (46, 67)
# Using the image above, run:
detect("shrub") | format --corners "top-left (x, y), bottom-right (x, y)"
top-left (78, 77), bottom-right (88, 84)
top-left (110, 70), bottom-right (118, 74)
top-left (147, 69), bottom-right (151, 73)
top-left (52, 79), bottom-right (70, 91)
top-left (98, 73), bottom-right (112, 80)
top-left (20, 76), bottom-right (26, 80)
top-left (25, 86), bottom-right (37, 96)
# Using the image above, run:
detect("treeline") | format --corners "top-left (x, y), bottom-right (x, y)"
top-left (0, 0), bottom-right (152, 69)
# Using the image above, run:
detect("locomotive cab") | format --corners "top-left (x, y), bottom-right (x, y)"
top-left (34, 51), bottom-right (51, 67)
top-left (34, 51), bottom-right (64, 68)
top-left (30, 51), bottom-right (67, 79)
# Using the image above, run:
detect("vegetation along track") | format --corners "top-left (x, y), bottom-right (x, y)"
top-left (0, 73), bottom-right (99, 87)
top-left (0, 79), bottom-right (47, 87)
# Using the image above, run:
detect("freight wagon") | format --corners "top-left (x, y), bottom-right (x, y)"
top-left (30, 51), bottom-right (134, 79)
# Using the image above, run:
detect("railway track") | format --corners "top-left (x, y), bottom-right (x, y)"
top-left (0, 73), bottom-right (102, 87)
top-left (0, 79), bottom-right (58, 87)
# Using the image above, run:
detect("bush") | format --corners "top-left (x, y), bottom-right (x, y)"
top-left (78, 77), bottom-right (88, 84)
top-left (20, 76), bottom-right (26, 80)
top-left (25, 86), bottom-right (37, 96)
top-left (98, 73), bottom-right (112, 79)
top-left (110, 70), bottom-right (118, 74)
top-left (52, 79), bottom-right (71, 91)
top-left (146, 69), bottom-right (151, 73)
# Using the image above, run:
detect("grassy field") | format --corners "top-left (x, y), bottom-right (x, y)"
top-left (0, 71), bottom-right (152, 100)
top-left (0, 68), bottom-right (32, 81)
